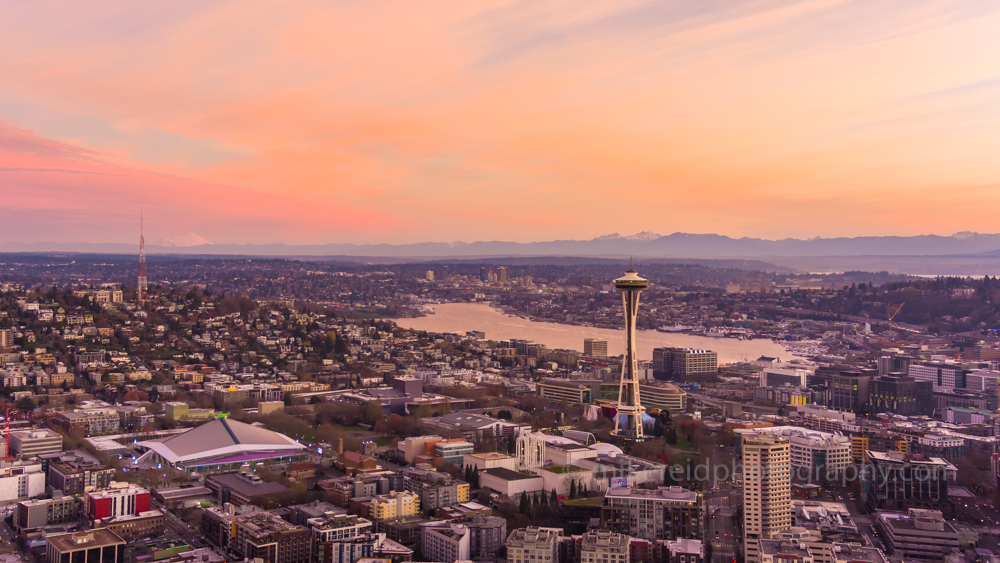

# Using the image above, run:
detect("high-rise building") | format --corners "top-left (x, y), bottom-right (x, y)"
top-left (612, 265), bottom-right (648, 442)
top-left (742, 433), bottom-right (791, 563)
top-left (496, 266), bottom-right (508, 284)
top-left (425, 270), bottom-right (434, 281)
top-left (584, 338), bottom-right (608, 358)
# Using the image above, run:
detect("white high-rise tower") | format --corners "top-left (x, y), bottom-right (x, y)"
top-left (612, 262), bottom-right (648, 442)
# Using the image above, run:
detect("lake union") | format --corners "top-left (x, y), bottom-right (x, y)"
top-left (393, 302), bottom-right (789, 364)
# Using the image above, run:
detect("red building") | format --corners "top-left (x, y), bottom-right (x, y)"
top-left (86, 483), bottom-right (151, 522)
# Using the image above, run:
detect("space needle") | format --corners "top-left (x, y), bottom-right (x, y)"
top-left (612, 260), bottom-right (648, 442)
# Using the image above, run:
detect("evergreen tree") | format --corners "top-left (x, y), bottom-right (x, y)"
top-left (551, 489), bottom-right (558, 504)
top-left (540, 489), bottom-right (548, 505)
top-left (569, 480), bottom-right (577, 499)
top-left (472, 466), bottom-right (480, 488)
top-left (465, 465), bottom-right (473, 483)
top-left (519, 493), bottom-right (529, 514)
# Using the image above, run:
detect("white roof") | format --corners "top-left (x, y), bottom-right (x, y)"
top-left (135, 417), bottom-right (305, 464)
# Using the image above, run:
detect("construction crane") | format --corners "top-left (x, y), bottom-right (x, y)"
top-left (3, 406), bottom-right (23, 460)
top-left (888, 302), bottom-right (904, 324)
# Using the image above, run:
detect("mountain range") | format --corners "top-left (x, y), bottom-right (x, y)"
top-left (6, 231), bottom-right (1000, 258)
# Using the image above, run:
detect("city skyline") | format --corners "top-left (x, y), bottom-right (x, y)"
top-left (3, 1), bottom-right (1000, 247)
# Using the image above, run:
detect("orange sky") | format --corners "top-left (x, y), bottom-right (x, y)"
top-left (2, 1), bottom-right (1000, 245)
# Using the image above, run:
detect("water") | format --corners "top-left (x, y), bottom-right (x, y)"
top-left (393, 302), bottom-right (788, 364)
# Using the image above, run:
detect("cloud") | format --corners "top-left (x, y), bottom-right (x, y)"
top-left (0, 1), bottom-right (999, 243)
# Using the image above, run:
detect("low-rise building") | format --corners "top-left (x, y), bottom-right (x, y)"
top-left (86, 482), bottom-right (151, 522)
top-left (877, 508), bottom-right (969, 560)
top-left (16, 493), bottom-right (79, 531)
top-left (479, 468), bottom-right (544, 499)
top-left (101, 510), bottom-right (165, 541)
top-left (206, 468), bottom-right (289, 506)
top-left (46, 529), bottom-right (126, 563)
top-left (463, 452), bottom-right (518, 472)
top-left (9, 428), bottom-right (64, 457)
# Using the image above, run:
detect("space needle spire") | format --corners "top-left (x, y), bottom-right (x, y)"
top-left (137, 211), bottom-right (148, 305)
top-left (612, 261), bottom-right (648, 442)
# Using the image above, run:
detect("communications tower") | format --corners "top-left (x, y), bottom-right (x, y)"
top-left (137, 212), bottom-right (148, 305)
top-left (612, 262), bottom-right (648, 442)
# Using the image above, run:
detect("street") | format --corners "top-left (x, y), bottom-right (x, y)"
top-left (705, 485), bottom-right (739, 563)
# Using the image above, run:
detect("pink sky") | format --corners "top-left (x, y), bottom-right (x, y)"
top-left (2, 1), bottom-right (1000, 245)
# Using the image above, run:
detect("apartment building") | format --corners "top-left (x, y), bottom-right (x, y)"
top-left (369, 491), bottom-right (420, 521)
top-left (742, 434), bottom-right (791, 563)
top-left (420, 521), bottom-right (471, 562)
top-left (602, 486), bottom-right (703, 541)
top-left (581, 530), bottom-right (630, 563)
top-left (653, 348), bottom-right (717, 380)
top-left (506, 527), bottom-right (560, 563)
top-left (0, 461), bottom-right (45, 503)
top-left (402, 467), bottom-right (469, 510)
top-left (232, 511), bottom-right (311, 563)
top-left (50, 409), bottom-right (120, 436)
top-left (16, 494), bottom-right (79, 531)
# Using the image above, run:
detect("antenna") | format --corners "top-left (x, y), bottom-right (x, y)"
top-left (137, 210), bottom-right (148, 305)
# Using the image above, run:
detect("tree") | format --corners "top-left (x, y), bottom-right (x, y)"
top-left (569, 480), bottom-right (577, 499)
top-left (550, 489), bottom-right (558, 504)
top-left (15, 397), bottom-right (35, 413)
top-left (364, 401), bottom-right (383, 425)
top-left (472, 466), bottom-right (480, 488)
top-left (540, 489), bottom-right (548, 505)
top-left (519, 493), bottom-right (529, 514)
top-left (465, 465), bottom-right (473, 484)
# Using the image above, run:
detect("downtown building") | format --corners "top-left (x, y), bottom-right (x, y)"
top-left (601, 486), bottom-right (703, 541)
top-left (742, 433), bottom-right (791, 563)
top-left (85, 482), bottom-right (151, 522)
top-left (863, 451), bottom-right (956, 514)
top-left (652, 348), bottom-right (717, 381)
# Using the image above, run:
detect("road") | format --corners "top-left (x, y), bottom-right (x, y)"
top-left (705, 485), bottom-right (739, 563)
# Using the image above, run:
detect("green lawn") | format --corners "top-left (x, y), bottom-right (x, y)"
top-left (672, 436), bottom-right (695, 450)
top-left (542, 464), bottom-right (586, 474)
top-left (375, 437), bottom-right (395, 447)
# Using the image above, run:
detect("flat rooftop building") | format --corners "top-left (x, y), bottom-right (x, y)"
top-left (46, 529), bottom-right (126, 563)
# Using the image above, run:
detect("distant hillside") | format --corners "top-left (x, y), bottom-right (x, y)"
top-left (5, 231), bottom-right (1000, 259)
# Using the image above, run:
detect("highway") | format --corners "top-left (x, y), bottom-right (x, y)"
top-left (705, 485), bottom-right (739, 563)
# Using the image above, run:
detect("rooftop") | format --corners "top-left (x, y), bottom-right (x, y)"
top-left (482, 467), bottom-right (542, 481)
top-left (47, 529), bottom-right (125, 551)
top-left (134, 417), bottom-right (305, 465)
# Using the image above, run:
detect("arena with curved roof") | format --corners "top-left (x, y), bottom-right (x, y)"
top-left (133, 417), bottom-right (309, 474)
